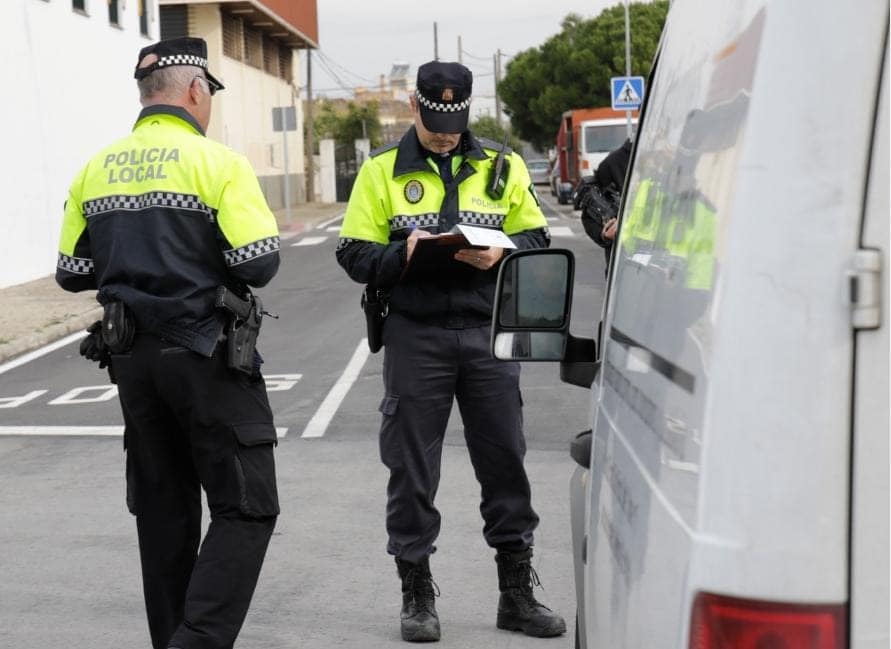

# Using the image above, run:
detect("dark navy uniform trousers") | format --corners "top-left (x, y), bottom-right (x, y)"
top-left (112, 334), bottom-right (279, 649)
top-left (379, 312), bottom-right (540, 564)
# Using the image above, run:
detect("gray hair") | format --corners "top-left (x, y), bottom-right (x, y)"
top-left (138, 64), bottom-right (204, 103)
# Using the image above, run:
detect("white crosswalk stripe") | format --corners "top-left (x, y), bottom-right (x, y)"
top-left (291, 236), bottom-right (328, 247)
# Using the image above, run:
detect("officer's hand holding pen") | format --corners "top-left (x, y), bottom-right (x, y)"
top-left (455, 246), bottom-right (504, 270)
top-left (406, 226), bottom-right (433, 260)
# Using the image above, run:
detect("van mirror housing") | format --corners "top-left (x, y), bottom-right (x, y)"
top-left (491, 249), bottom-right (600, 386)
top-left (491, 249), bottom-right (574, 362)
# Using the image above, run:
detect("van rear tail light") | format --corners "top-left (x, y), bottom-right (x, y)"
top-left (582, 159), bottom-right (590, 169)
top-left (690, 592), bottom-right (846, 649)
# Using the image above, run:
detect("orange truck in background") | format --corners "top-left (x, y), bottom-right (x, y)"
top-left (553, 107), bottom-right (638, 204)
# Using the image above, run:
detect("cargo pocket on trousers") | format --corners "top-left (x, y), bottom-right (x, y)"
top-left (232, 423), bottom-right (280, 518)
top-left (378, 395), bottom-right (402, 468)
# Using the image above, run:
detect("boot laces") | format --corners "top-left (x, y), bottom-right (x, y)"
top-left (405, 567), bottom-right (440, 611)
top-left (511, 561), bottom-right (551, 611)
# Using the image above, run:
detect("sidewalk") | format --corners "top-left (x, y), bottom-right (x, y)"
top-left (0, 202), bottom-right (345, 366)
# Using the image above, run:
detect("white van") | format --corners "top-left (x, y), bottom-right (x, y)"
top-left (491, 1), bottom-right (889, 647)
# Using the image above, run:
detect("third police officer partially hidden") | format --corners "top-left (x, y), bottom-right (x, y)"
top-left (336, 61), bottom-right (566, 642)
top-left (56, 37), bottom-right (281, 649)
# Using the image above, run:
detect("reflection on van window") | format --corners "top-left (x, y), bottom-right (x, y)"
top-left (610, 8), bottom-right (763, 383)
top-left (584, 124), bottom-right (628, 153)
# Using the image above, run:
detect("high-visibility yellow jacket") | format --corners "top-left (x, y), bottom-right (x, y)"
top-left (56, 105), bottom-right (280, 355)
top-left (336, 127), bottom-right (549, 325)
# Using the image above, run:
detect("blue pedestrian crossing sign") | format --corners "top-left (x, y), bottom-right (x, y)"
top-left (611, 76), bottom-right (645, 110)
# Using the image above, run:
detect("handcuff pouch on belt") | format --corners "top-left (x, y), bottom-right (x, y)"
top-left (215, 286), bottom-right (264, 375)
top-left (361, 285), bottom-right (388, 353)
top-left (101, 301), bottom-right (136, 354)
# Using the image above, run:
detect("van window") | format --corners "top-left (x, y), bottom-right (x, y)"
top-left (584, 124), bottom-right (628, 153)
top-left (599, 10), bottom-right (765, 522)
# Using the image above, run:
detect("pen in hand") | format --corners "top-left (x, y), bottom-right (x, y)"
top-left (406, 221), bottom-right (432, 260)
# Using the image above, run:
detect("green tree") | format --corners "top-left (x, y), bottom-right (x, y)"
top-left (313, 100), bottom-right (383, 150)
top-left (499, 1), bottom-right (668, 150)
top-left (468, 115), bottom-right (524, 152)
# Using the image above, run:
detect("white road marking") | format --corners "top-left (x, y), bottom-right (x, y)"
top-left (549, 226), bottom-right (575, 237)
top-left (302, 339), bottom-right (369, 438)
top-left (291, 236), bottom-right (328, 247)
top-left (0, 390), bottom-right (48, 409)
top-left (325, 226), bottom-right (341, 232)
top-left (48, 385), bottom-right (118, 405)
top-left (316, 212), bottom-right (346, 229)
top-left (279, 231), bottom-right (301, 241)
top-left (0, 426), bottom-right (290, 438)
top-left (0, 331), bottom-right (85, 376)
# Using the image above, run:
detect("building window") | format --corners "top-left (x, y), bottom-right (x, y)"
top-left (72, 0), bottom-right (86, 12)
top-left (108, 0), bottom-right (120, 26)
top-left (263, 35), bottom-right (279, 75)
top-left (222, 12), bottom-right (244, 60)
top-left (139, 0), bottom-right (150, 37)
top-left (160, 5), bottom-right (189, 40)
top-left (244, 26), bottom-right (263, 69)
top-left (278, 44), bottom-right (293, 83)
top-left (221, 9), bottom-right (294, 82)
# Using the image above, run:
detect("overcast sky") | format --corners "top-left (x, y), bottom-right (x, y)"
top-left (309, 0), bottom-right (624, 118)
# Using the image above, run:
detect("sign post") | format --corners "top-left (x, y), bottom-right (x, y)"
top-left (272, 106), bottom-right (297, 224)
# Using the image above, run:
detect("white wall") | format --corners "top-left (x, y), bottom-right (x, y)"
top-left (1, 0), bottom-right (159, 289)
top-left (189, 5), bottom-right (302, 180)
top-left (189, 4), bottom-right (304, 207)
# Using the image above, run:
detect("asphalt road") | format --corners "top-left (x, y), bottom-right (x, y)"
top-left (0, 191), bottom-right (607, 648)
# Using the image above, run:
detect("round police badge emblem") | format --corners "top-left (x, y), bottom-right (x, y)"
top-left (404, 180), bottom-right (424, 204)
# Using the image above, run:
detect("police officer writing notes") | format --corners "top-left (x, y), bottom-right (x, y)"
top-left (336, 61), bottom-right (566, 642)
top-left (56, 38), bottom-right (281, 649)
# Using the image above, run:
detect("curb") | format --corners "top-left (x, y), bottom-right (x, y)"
top-left (0, 307), bottom-right (103, 366)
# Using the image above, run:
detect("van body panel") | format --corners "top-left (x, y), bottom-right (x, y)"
top-left (582, 0), bottom-right (889, 647)
top-left (850, 39), bottom-right (890, 649)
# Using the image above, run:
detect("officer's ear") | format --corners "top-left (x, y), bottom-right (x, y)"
top-left (187, 76), bottom-right (204, 105)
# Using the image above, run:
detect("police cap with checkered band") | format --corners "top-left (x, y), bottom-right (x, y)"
top-left (415, 61), bottom-right (472, 134)
top-left (134, 37), bottom-right (224, 93)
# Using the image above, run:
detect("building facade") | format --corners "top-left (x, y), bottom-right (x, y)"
top-left (3, 0), bottom-right (161, 289)
top-left (159, 0), bottom-right (318, 211)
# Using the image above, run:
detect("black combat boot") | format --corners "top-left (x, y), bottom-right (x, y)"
top-left (396, 556), bottom-right (441, 642)
top-left (495, 549), bottom-right (566, 637)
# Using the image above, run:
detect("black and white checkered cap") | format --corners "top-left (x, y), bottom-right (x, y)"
top-left (416, 91), bottom-right (471, 113)
top-left (415, 61), bottom-right (472, 133)
top-left (134, 37), bottom-right (224, 92)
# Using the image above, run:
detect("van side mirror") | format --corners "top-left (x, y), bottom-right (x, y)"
top-left (491, 249), bottom-right (600, 388)
top-left (491, 249), bottom-right (574, 361)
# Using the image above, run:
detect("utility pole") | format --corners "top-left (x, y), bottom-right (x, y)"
top-left (494, 49), bottom-right (502, 127)
top-left (433, 22), bottom-right (439, 61)
top-left (624, 1), bottom-right (633, 138)
top-left (458, 35), bottom-right (462, 64)
top-left (305, 49), bottom-right (315, 203)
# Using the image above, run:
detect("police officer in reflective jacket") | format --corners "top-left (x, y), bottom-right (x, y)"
top-left (336, 61), bottom-right (566, 642)
top-left (56, 37), bottom-right (281, 649)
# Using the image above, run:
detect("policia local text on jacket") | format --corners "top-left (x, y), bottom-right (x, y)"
top-left (336, 60), bottom-right (566, 643)
top-left (56, 37), bottom-right (280, 649)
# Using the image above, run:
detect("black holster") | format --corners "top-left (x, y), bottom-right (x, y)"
top-left (361, 286), bottom-right (388, 353)
top-left (101, 301), bottom-right (136, 354)
top-left (216, 287), bottom-right (263, 376)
